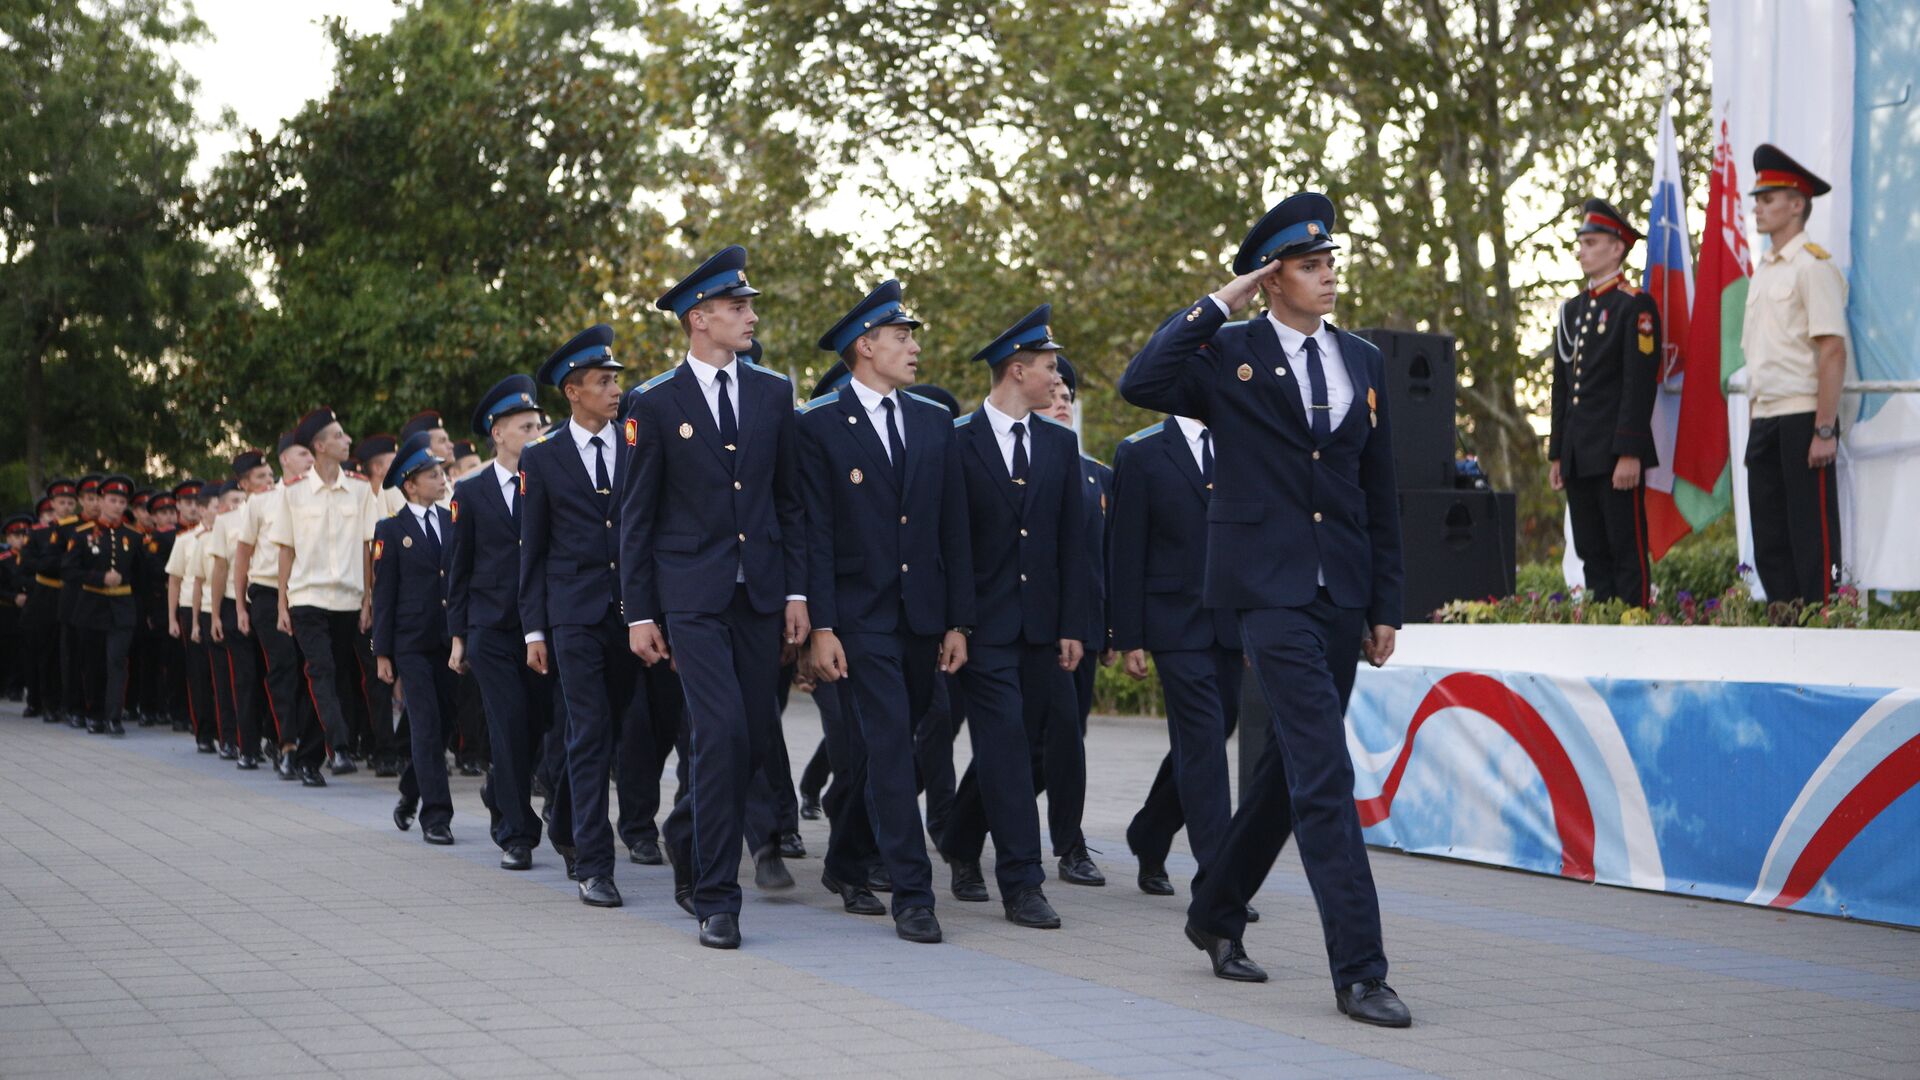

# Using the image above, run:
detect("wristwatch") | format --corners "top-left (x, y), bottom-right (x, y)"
top-left (1815, 422), bottom-right (1840, 440)
top-left (948, 626), bottom-right (972, 638)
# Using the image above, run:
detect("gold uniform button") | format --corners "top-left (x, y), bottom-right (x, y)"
top-left (899, 515), bottom-right (908, 525)
top-left (1313, 512), bottom-right (1324, 523)
top-left (733, 481), bottom-right (742, 491)
top-left (1572, 396), bottom-right (1581, 405)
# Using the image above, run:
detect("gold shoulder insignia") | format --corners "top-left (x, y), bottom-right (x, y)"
top-left (1805, 242), bottom-right (1831, 260)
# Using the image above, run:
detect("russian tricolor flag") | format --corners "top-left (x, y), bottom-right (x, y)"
top-left (1639, 95), bottom-right (1703, 559)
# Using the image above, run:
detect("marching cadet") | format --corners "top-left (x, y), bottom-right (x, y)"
top-left (936, 304), bottom-right (1085, 931)
top-left (799, 279), bottom-right (973, 943)
top-left (68, 475), bottom-right (141, 735)
top-left (621, 245), bottom-right (810, 951)
top-left (21, 481), bottom-right (75, 721)
top-left (165, 480), bottom-right (217, 752)
top-left (1121, 192), bottom-right (1411, 1026)
top-left (518, 324), bottom-right (638, 908)
top-left (1043, 353), bottom-right (1109, 887)
top-left (1548, 198), bottom-right (1660, 607)
top-left (448, 440), bottom-right (482, 480)
top-left (272, 407), bottom-right (381, 786)
top-left (1743, 144), bottom-right (1848, 604)
top-left (901, 382), bottom-right (967, 843)
top-left (139, 491), bottom-right (181, 728)
top-left (2, 514), bottom-right (29, 700)
top-left (361, 433), bottom-right (402, 516)
top-left (355, 432), bottom-right (405, 774)
top-left (196, 482), bottom-right (244, 757)
top-left (233, 433), bottom-right (317, 777)
top-left (449, 374), bottom-right (554, 871)
top-left (1110, 411), bottom-right (1257, 920)
top-left (372, 432), bottom-right (459, 846)
top-left (209, 451), bottom-right (277, 768)
top-left (58, 474), bottom-right (105, 727)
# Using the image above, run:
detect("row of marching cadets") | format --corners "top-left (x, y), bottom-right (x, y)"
top-left (7, 186), bottom-right (1437, 1029)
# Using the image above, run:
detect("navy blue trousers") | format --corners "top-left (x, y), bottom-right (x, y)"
top-left (551, 608), bottom-right (638, 881)
top-left (1188, 591), bottom-right (1384, 988)
top-left (662, 586), bottom-right (783, 918)
top-left (841, 630), bottom-right (941, 912)
top-left (1126, 646), bottom-right (1245, 872)
top-left (616, 661), bottom-right (684, 849)
top-left (468, 625), bottom-right (551, 850)
top-left (936, 642), bottom-right (1047, 895)
top-left (394, 648), bottom-right (457, 831)
top-left (811, 678), bottom-right (879, 889)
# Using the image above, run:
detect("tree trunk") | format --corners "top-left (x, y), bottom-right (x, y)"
top-left (24, 337), bottom-right (47, 498)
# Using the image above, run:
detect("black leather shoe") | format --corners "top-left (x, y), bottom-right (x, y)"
top-left (699, 912), bottom-right (740, 950)
top-left (196, 740), bottom-right (216, 754)
top-left (107, 717), bottom-right (125, 737)
top-left (87, 719), bottom-right (108, 735)
top-left (822, 872), bottom-right (886, 916)
top-left (236, 755), bottom-right (259, 770)
top-left (277, 755), bottom-right (300, 781)
top-left (948, 859), bottom-right (989, 902)
top-left (216, 743), bottom-right (237, 759)
top-left (393, 801), bottom-right (416, 831)
top-left (1185, 922), bottom-right (1267, 982)
top-left (1003, 887), bottom-right (1061, 929)
top-left (894, 905), bottom-right (942, 944)
top-left (300, 768), bottom-right (327, 787)
top-left (69, 714), bottom-right (86, 728)
top-left (1137, 859), bottom-right (1174, 896)
top-left (1337, 979), bottom-right (1411, 1027)
top-left (423, 824), bottom-right (454, 845)
top-left (373, 758), bottom-right (398, 778)
top-left (672, 856), bottom-right (694, 915)
top-left (753, 846), bottom-right (794, 890)
top-left (1246, 903), bottom-right (1261, 923)
top-left (867, 864), bottom-right (893, 892)
top-left (553, 842), bottom-right (577, 881)
top-left (578, 875), bottom-right (622, 907)
top-left (1057, 843), bottom-right (1105, 886)
top-left (328, 755), bottom-right (357, 776)
top-left (779, 830), bottom-right (806, 859)
top-left (628, 839), bottom-right (662, 865)
top-left (798, 792), bottom-right (822, 820)
top-left (458, 761), bottom-right (482, 777)
top-left (531, 774), bottom-right (549, 800)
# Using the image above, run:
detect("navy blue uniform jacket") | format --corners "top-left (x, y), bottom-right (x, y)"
top-left (952, 408), bottom-right (1089, 647)
top-left (1107, 420), bottom-right (1242, 654)
top-left (1077, 454), bottom-right (1112, 650)
top-left (618, 359), bottom-right (807, 621)
top-left (1119, 303), bottom-right (1404, 629)
top-left (446, 468), bottom-right (522, 637)
top-left (517, 425), bottom-right (622, 634)
top-left (795, 388), bottom-right (974, 636)
top-left (372, 505), bottom-right (452, 657)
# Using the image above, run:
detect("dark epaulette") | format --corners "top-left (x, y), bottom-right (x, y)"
top-left (904, 391), bottom-right (951, 413)
top-left (636, 368), bottom-right (676, 395)
top-left (741, 359), bottom-right (789, 382)
top-left (1123, 421), bottom-right (1166, 444)
top-left (797, 390), bottom-right (840, 414)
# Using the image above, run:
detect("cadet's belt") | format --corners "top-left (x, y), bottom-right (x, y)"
top-left (83, 584), bottom-right (133, 597)
top-left (36, 574), bottom-right (63, 588)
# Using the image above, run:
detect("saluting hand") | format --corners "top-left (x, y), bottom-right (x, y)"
top-left (1058, 637), bottom-right (1084, 672)
top-left (1210, 260), bottom-right (1286, 312)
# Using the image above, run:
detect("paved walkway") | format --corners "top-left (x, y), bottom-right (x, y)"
top-left (2, 699), bottom-right (1916, 1080)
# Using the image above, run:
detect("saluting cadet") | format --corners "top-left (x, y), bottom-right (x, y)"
top-left (1548, 198), bottom-right (1661, 607)
top-left (138, 492), bottom-right (181, 728)
top-left (272, 408), bottom-right (381, 786)
top-left (1110, 413), bottom-right (1259, 921)
top-left (21, 480), bottom-right (76, 721)
top-left (1121, 192), bottom-right (1411, 1026)
top-left (519, 325), bottom-right (639, 908)
top-left (58, 474), bottom-right (105, 727)
top-left (621, 245), bottom-right (810, 951)
top-left (209, 453), bottom-right (278, 766)
top-left (1044, 354), bottom-right (1110, 887)
top-left (372, 432), bottom-right (459, 846)
top-left (799, 279), bottom-right (973, 943)
top-left (166, 481), bottom-right (217, 751)
top-left (233, 434), bottom-right (317, 776)
top-left (67, 475), bottom-right (141, 735)
top-left (937, 304), bottom-right (1085, 931)
top-left (448, 374), bottom-right (554, 871)
top-left (1743, 144), bottom-right (1848, 604)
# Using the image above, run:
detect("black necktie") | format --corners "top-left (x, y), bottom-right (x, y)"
top-left (589, 434), bottom-right (610, 494)
top-left (1303, 336), bottom-right (1331, 441)
top-left (716, 369), bottom-right (739, 451)
top-left (505, 478), bottom-right (519, 524)
top-left (1200, 429), bottom-right (1214, 487)
top-left (421, 510), bottom-right (442, 562)
top-left (882, 397), bottom-right (905, 486)
top-left (1010, 421), bottom-right (1029, 483)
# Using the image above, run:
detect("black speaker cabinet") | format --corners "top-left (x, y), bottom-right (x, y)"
top-left (1351, 328), bottom-right (1458, 490)
top-left (1397, 488), bottom-right (1517, 620)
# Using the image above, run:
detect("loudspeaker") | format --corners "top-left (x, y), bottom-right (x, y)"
top-left (1397, 488), bottom-right (1517, 620)
top-left (1352, 328), bottom-right (1457, 490)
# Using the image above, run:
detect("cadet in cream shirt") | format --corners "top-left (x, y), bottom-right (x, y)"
top-left (270, 469), bottom-right (380, 611)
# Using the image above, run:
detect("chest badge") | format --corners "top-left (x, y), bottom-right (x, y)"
top-left (1597, 309), bottom-right (1609, 336)
top-left (624, 418), bottom-right (638, 447)
top-left (1237, 363), bottom-right (1252, 382)
top-left (402, 535), bottom-right (413, 549)
top-left (1367, 387), bottom-right (1378, 428)
top-left (1637, 311), bottom-right (1656, 355)
top-left (678, 422), bottom-right (694, 439)
top-left (850, 468), bottom-right (864, 485)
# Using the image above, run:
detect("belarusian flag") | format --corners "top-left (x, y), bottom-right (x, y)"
top-left (1670, 114), bottom-right (1747, 534)
top-left (1639, 93), bottom-right (1696, 559)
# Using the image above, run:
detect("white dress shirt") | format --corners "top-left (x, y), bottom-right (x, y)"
top-left (568, 417), bottom-right (616, 491)
top-left (491, 460), bottom-right (517, 513)
top-left (1173, 416), bottom-right (1210, 474)
top-left (1207, 299), bottom-right (1354, 431)
top-left (847, 375), bottom-right (903, 462)
top-left (981, 399), bottom-right (1036, 476)
top-left (684, 352), bottom-right (741, 436)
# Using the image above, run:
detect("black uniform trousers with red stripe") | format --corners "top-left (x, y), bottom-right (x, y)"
top-left (1565, 474), bottom-right (1650, 607)
top-left (1746, 411), bottom-right (1842, 604)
